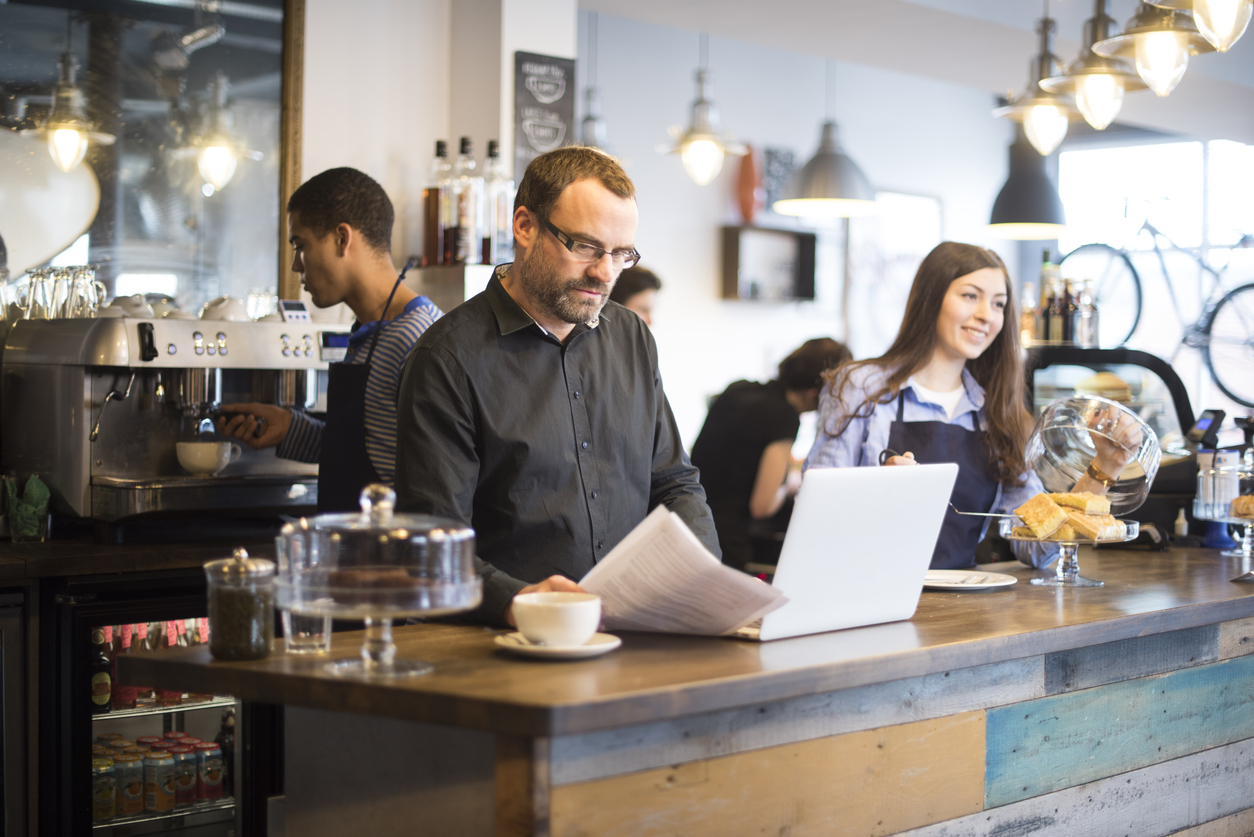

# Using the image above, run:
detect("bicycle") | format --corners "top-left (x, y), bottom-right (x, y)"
top-left (1059, 220), bottom-right (1254, 407)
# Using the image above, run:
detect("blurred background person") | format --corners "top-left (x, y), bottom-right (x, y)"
top-left (609, 264), bottom-right (662, 326)
top-left (692, 337), bottom-right (852, 572)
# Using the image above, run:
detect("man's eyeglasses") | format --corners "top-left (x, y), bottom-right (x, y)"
top-left (540, 216), bottom-right (641, 269)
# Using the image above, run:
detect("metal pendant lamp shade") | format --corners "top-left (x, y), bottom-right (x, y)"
top-left (1092, 2), bottom-right (1215, 97)
top-left (772, 121), bottom-right (877, 217)
top-left (1148, 0), bottom-right (1251, 52)
top-left (1040, 0), bottom-right (1147, 131)
top-left (993, 15), bottom-right (1080, 156)
top-left (988, 128), bottom-right (1066, 240)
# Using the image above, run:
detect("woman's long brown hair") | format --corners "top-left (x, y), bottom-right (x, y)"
top-left (823, 241), bottom-right (1032, 485)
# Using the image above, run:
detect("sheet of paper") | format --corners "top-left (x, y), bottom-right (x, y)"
top-left (581, 506), bottom-right (787, 635)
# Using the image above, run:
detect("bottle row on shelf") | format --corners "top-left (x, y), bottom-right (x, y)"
top-left (90, 619), bottom-right (215, 715)
top-left (421, 136), bottom-right (516, 268)
top-left (1020, 250), bottom-right (1100, 348)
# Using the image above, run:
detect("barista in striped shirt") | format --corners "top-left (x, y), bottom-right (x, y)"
top-left (217, 167), bottom-right (442, 512)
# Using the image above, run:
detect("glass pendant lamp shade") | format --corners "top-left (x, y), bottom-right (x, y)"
top-left (1149, 0), bottom-right (1252, 51)
top-left (657, 38), bottom-right (747, 186)
top-left (1040, 0), bottom-right (1147, 131)
top-left (197, 143), bottom-right (238, 190)
top-left (1092, 3), bottom-right (1214, 97)
top-left (988, 128), bottom-right (1066, 240)
top-left (30, 52), bottom-right (115, 173)
top-left (993, 16), bottom-right (1079, 156)
top-left (772, 121), bottom-right (876, 217)
top-left (183, 73), bottom-right (260, 191)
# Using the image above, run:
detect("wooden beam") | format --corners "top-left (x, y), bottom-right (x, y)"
top-left (278, 0), bottom-right (305, 300)
top-left (550, 712), bottom-right (985, 837)
top-left (1219, 616), bottom-right (1254, 660)
top-left (1043, 625), bottom-right (1219, 694)
top-left (496, 735), bottom-right (550, 837)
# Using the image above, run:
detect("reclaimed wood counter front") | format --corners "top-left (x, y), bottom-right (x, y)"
top-left (122, 547), bottom-right (1254, 837)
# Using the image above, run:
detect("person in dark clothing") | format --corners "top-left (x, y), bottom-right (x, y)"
top-left (691, 338), bottom-right (851, 571)
top-left (609, 265), bottom-right (662, 325)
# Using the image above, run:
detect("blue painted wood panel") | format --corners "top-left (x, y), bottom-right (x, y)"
top-left (986, 654), bottom-right (1254, 807)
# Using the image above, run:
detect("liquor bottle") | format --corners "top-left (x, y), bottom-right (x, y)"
top-left (90, 627), bottom-right (112, 715)
top-left (110, 624), bottom-right (138, 710)
top-left (1036, 251), bottom-right (1056, 343)
top-left (214, 708), bottom-right (236, 797)
top-left (1047, 276), bottom-right (1066, 344)
top-left (481, 140), bottom-right (515, 265)
top-left (1020, 281), bottom-right (1037, 347)
top-left (444, 137), bottom-right (484, 265)
top-left (1062, 278), bottom-right (1077, 344)
top-left (1075, 278), bottom-right (1098, 347)
top-left (423, 140), bottom-right (450, 267)
top-left (157, 620), bottom-right (182, 706)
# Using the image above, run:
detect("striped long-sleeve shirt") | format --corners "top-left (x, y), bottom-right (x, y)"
top-left (276, 295), bottom-right (443, 485)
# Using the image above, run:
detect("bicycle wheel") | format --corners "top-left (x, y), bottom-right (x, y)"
top-left (1203, 282), bottom-right (1254, 408)
top-left (1059, 244), bottom-right (1142, 348)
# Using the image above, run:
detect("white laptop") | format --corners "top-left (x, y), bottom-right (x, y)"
top-left (734, 463), bottom-right (958, 641)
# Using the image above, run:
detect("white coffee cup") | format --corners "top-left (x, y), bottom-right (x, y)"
top-left (176, 441), bottom-right (242, 476)
top-left (511, 592), bottom-right (601, 647)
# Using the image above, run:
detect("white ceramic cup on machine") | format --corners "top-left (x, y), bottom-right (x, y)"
top-left (175, 441), bottom-right (242, 477)
top-left (511, 592), bottom-right (601, 646)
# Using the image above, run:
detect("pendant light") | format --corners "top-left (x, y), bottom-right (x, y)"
top-left (1040, 0), bottom-right (1147, 131)
top-left (191, 73), bottom-right (260, 190)
top-left (1092, 3), bottom-right (1214, 97)
top-left (24, 14), bottom-right (115, 173)
top-left (657, 34), bottom-right (746, 186)
top-left (1148, 0), bottom-right (1252, 51)
top-left (988, 124), bottom-right (1067, 240)
top-left (580, 12), bottom-right (609, 150)
top-left (772, 61), bottom-right (876, 217)
top-left (993, 7), bottom-right (1080, 157)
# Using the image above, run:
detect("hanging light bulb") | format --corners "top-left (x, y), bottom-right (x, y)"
top-left (657, 35), bottom-right (746, 186)
top-left (993, 14), bottom-right (1079, 157)
top-left (1041, 0), bottom-right (1146, 131)
top-left (197, 144), bottom-right (238, 190)
top-left (1148, 0), bottom-right (1252, 52)
top-left (184, 73), bottom-right (260, 191)
top-left (1093, 3), bottom-right (1213, 98)
top-left (28, 52), bottom-right (115, 172)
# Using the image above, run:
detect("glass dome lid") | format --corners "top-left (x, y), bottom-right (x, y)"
top-left (1025, 395), bottom-right (1162, 516)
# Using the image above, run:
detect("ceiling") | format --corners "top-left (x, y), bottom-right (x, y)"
top-left (580, 0), bottom-right (1254, 145)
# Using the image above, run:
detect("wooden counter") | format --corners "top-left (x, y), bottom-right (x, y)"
top-left (122, 547), bottom-right (1254, 837)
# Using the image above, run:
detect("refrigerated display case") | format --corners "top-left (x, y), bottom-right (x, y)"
top-left (38, 568), bottom-right (280, 837)
top-left (1, 591), bottom-right (27, 837)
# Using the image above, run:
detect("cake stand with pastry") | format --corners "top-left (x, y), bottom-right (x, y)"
top-left (1194, 447), bottom-right (1254, 574)
top-left (1003, 395), bottom-right (1161, 587)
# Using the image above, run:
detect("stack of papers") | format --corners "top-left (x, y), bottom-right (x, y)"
top-left (581, 506), bottom-right (787, 635)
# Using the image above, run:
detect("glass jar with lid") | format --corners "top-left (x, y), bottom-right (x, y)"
top-left (1195, 447), bottom-right (1254, 563)
top-left (204, 548), bottom-right (275, 661)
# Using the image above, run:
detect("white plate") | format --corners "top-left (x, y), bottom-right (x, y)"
top-left (923, 570), bottom-right (1018, 590)
top-left (494, 632), bottom-right (621, 659)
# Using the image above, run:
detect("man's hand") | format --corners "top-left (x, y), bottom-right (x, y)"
top-left (505, 575), bottom-right (588, 627)
top-left (216, 402), bottom-right (293, 450)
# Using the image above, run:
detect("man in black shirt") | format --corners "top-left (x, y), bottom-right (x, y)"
top-left (395, 147), bottom-right (719, 626)
top-left (691, 338), bottom-right (851, 571)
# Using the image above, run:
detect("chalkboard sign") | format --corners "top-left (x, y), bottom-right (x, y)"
top-left (514, 51), bottom-right (576, 179)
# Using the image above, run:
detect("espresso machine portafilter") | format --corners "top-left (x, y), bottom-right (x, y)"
top-left (1, 318), bottom-right (347, 521)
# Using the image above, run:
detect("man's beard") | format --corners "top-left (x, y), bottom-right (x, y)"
top-left (517, 241), bottom-right (613, 326)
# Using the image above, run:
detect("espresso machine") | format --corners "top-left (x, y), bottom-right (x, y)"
top-left (1, 317), bottom-right (349, 529)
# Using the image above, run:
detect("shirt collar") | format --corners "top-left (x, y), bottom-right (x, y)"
top-left (486, 264), bottom-right (606, 339)
top-left (903, 368), bottom-right (986, 412)
top-left (348, 294), bottom-right (427, 346)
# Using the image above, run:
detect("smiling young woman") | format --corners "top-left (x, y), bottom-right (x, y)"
top-left (803, 241), bottom-right (1060, 571)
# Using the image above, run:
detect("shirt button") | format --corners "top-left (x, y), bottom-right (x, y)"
top-left (591, 490), bottom-right (598, 499)
top-left (581, 441), bottom-right (588, 450)
top-left (573, 391), bottom-right (581, 398)
top-left (597, 541), bottom-right (604, 549)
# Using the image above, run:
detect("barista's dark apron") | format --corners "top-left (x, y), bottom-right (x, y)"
top-left (886, 391), bottom-right (999, 569)
top-left (316, 273), bottom-right (406, 513)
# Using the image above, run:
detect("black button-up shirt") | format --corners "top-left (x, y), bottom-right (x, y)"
top-left (395, 268), bottom-right (720, 624)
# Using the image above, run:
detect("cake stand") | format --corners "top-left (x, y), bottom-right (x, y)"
top-left (1194, 448), bottom-right (1254, 568)
top-left (1000, 516), bottom-right (1140, 587)
top-left (273, 485), bottom-right (481, 678)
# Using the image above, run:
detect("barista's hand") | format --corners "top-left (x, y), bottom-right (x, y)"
top-left (1089, 406), bottom-right (1142, 479)
top-left (216, 402), bottom-right (292, 450)
top-left (505, 575), bottom-right (588, 628)
top-left (885, 451), bottom-right (917, 467)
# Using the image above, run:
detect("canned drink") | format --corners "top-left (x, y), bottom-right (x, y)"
top-left (135, 736), bottom-right (163, 748)
top-left (107, 739), bottom-right (136, 752)
top-left (163, 731), bottom-right (190, 741)
top-left (91, 744), bottom-right (108, 756)
top-left (149, 740), bottom-right (179, 752)
top-left (143, 752), bottom-right (176, 812)
top-left (91, 758), bottom-right (116, 821)
top-left (179, 737), bottom-right (204, 747)
top-left (96, 733), bottom-right (124, 747)
top-left (112, 753), bottom-right (145, 816)
top-left (170, 747), bottom-right (198, 807)
top-left (194, 742), bottom-right (224, 801)
top-left (122, 746), bottom-right (150, 756)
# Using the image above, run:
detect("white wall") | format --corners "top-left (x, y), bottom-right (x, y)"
top-left (576, 13), bottom-right (1016, 446)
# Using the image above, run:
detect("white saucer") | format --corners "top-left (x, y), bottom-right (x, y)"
top-left (494, 632), bottom-right (621, 659)
top-left (924, 570), bottom-right (1018, 590)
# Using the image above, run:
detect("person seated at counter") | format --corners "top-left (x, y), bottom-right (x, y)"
top-left (691, 337), bottom-right (851, 572)
top-left (608, 264), bottom-right (662, 326)
top-left (804, 241), bottom-right (1135, 570)
top-left (216, 167), bottom-right (442, 512)
top-left (394, 146), bottom-right (720, 627)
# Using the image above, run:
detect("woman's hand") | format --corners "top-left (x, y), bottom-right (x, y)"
top-left (1088, 405), bottom-right (1142, 479)
top-left (884, 451), bottom-right (917, 467)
